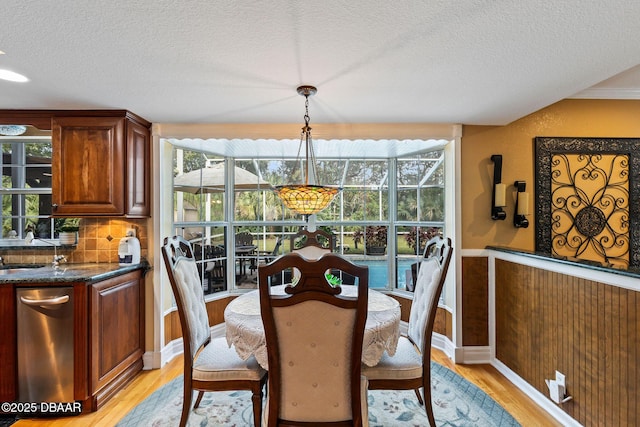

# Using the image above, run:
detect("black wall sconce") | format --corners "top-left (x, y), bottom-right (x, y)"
top-left (491, 155), bottom-right (507, 220)
top-left (514, 180), bottom-right (530, 228)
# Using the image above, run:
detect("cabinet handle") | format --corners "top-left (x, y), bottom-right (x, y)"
top-left (20, 295), bottom-right (70, 308)
top-left (52, 203), bottom-right (58, 209)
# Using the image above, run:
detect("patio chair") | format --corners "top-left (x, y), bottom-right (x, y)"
top-left (362, 236), bottom-right (452, 427)
top-left (235, 231), bottom-right (254, 247)
top-left (161, 236), bottom-right (267, 427)
top-left (258, 252), bottom-right (370, 426)
top-left (204, 245), bottom-right (226, 292)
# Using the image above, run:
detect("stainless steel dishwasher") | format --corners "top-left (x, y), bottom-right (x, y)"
top-left (17, 287), bottom-right (74, 403)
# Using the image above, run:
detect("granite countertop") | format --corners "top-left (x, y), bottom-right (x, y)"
top-left (0, 260), bottom-right (150, 284)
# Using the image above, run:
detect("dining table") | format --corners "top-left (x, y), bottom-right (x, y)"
top-left (224, 284), bottom-right (401, 369)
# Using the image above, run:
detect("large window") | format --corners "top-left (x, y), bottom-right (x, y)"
top-left (168, 138), bottom-right (447, 295)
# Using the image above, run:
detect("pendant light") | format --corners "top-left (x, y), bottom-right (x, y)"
top-left (274, 85), bottom-right (339, 218)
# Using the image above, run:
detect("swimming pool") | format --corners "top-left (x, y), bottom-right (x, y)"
top-left (348, 257), bottom-right (416, 289)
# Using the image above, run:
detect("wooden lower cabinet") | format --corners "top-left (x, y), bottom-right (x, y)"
top-left (86, 270), bottom-right (145, 410)
top-left (0, 268), bottom-right (145, 413)
top-left (0, 285), bottom-right (16, 403)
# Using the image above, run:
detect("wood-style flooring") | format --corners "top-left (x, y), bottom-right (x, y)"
top-left (12, 348), bottom-right (561, 426)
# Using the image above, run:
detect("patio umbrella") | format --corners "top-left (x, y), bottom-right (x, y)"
top-left (174, 163), bottom-right (271, 193)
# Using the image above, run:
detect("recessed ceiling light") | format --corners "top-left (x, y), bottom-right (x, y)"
top-left (0, 51), bottom-right (5, 55)
top-left (0, 69), bottom-right (29, 82)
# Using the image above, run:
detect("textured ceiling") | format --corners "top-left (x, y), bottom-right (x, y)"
top-left (1, 0), bottom-right (640, 126)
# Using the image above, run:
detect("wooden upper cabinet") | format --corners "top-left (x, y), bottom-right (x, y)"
top-left (51, 112), bottom-right (151, 217)
top-left (52, 116), bottom-right (125, 215)
top-left (125, 119), bottom-right (151, 217)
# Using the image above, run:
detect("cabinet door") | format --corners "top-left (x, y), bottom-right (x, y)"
top-left (0, 285), bottom-right (16, 401)
top-left (52, 116), bottom-right (125, 215)
top-left (89, 271), bottom-right (144, 406)
top-left (125, 119), bottom-right (150, 217)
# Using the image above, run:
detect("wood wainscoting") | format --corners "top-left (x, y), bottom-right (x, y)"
top-left (495, 259), bottom-right (638, 426)
top-left (462, 256), bottom-right (489, 346)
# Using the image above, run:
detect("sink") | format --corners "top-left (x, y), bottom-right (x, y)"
top-left (0, 268), bottom-right (34, 275)
top-left (0, 265), bottom-right (45, 275)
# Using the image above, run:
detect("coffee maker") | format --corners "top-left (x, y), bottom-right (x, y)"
top-left (118, 230), bottom-right (141, 266)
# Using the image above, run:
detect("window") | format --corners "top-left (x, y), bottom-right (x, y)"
top-left (0, 133), bottom-right (55, 239)
top-left (168, 138), bottom-right (449, 295)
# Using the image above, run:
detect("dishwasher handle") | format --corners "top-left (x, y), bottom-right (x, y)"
top-left (20, 294), bottom-right (70, 308)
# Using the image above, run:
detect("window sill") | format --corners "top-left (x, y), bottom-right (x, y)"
top-left (0, 239), bottom-right (77, 250)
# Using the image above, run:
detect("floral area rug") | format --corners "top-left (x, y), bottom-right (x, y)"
top-left (117, 362), bottom-right (521, 426)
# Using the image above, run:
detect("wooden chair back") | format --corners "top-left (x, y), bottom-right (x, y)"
top-left (290, 228), bottom-right (334, 259)
top-left (259, 252), bottom-right (369, 426)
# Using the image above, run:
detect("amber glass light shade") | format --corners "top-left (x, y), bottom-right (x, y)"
top-left (274, 184), bottom-right (339, 216)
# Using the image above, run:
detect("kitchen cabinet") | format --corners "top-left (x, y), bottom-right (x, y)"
top-left (0, 109), bottom-right (151, 217)
top-left (51, 111), bottom-right (151, 217)
top-left (0, 266), bottom-right (146, 412)
top-left (88, 271), bottom-right (145, 408)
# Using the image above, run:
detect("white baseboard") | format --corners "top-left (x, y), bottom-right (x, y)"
top-left (146, 323), bottom-right (228, 370)
top-left (429, 332), bottom-right (490, 364)
top-left (431, 332), bottom-right (453, 357)
top-left (142, 351), bottom-right (160, 370)
top-left (492, 358), bottom-right (583, 427)
top-left (453, 345), bottom-right (492, 364)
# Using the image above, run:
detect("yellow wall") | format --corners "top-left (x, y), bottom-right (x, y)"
top-left (461, 99), bottom-right (640, 250)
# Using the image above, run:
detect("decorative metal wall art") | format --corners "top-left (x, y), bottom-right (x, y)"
top-left (535, 137), bottom-right (640, 268)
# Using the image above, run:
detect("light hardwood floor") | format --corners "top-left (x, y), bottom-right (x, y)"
top-left (13, 348), bottom-right (561, 426)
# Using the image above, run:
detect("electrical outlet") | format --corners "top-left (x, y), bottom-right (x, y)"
top-left (555, 371), bottom-right (566, 389)
top-left (128, 227), bottom-right (136, 238)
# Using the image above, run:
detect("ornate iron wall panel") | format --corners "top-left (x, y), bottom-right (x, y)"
top-left (535, 137), bottom-right (640, 268)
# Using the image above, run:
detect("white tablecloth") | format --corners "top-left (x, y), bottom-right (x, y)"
top-left (224, 285), bottom-right (401, 369)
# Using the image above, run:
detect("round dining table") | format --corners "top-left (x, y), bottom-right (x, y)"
top-left (224, 284), bottom-right (401, 370)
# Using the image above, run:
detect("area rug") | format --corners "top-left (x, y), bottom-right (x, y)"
top-left (0, 416), bottom-right (16, 427)
top-left (117, 362), bottom-right (521, 426)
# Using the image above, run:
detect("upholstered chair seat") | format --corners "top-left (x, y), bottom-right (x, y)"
top-left (192, 337), bottom-right (264, 382)
top-left (363, 336), bottom-right (422, 380)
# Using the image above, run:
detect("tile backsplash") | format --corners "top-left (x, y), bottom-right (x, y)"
top-left (0, 218), bottom-right (149, 265)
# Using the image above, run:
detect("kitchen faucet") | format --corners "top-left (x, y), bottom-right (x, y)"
top-left (52, 254), bottom-right (68, 272)
top-left (26, 237), bottom-right (67, 274)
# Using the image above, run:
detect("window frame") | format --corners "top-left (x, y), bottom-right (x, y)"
top-left (169, 141), bottom-right (447, 295)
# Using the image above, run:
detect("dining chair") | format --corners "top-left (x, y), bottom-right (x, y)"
top-left (256, 236), bottom-right (284, 264)
top-left (258, 252), bottom-right (370, 426)
top-left (161, 236), bottom-right (267, 427)
top-left (291, 228), bottom-right (333, 259)
top-left (235, 231), bottom-right (254, 247)
top-left (362, 236), bottom-right (452, 427)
